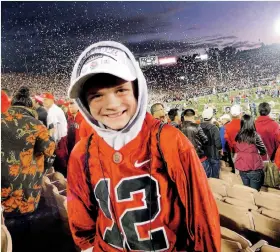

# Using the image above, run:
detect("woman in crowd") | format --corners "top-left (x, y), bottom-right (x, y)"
top-left (234, 114), bottom-right (267, 191)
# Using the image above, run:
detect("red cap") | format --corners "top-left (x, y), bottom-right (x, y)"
top-left (34, 95), bottom-right (43, 104)
top-left (42, 92), bottom-right (54, 100)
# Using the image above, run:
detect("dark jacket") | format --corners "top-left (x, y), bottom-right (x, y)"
top-left (1, 106), bottom-right (55, 217)
top-left (36, 106), bottom-right (48, 127)
top-left (201, 122), bottom-right (222, 159)
top-left (181, 121), bottom-right (208, 159)
top-left (234, 133), bottom-right (267, 171)
top-left (255, 116), bottom-right (280, 161)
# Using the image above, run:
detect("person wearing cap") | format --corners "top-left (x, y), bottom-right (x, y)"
top-left (181, 108), bottom-right (210, 174)
top-left (200, 108), bottom-right (222, 178)
top-left (42, 92), bottom-right (68, 175)
top-left (32, 95), bottom-right (48, 127)
top-left (67, 41), bottom-right (220, 252)
top-left (255, 102), bottom-right (280, 162)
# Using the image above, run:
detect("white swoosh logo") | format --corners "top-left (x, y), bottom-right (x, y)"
top-left (134, 159), bottom-right (151, 168)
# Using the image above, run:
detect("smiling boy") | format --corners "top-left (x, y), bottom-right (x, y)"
top-left (67, 41), bottom-right (221, 252)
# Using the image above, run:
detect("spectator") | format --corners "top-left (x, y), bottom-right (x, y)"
top-left (1, 86), bottom-right (55, 250)
top-left (150, 102), bottom-right (166, 122)
top-left (234, 114), bottom-right (267, 191)
top-left (67, 99), bottom-right (84, 154)
top-left (255, 102), bottom-right (280, 161)
top-left (42, 92), bottom-right (68, 176)
top-left (224, 104), bottom-right (242, 172)
top-left (181, 108), bottom-right (210, 175)
top-left (201, 108), bottom-right (222, 178)
top-left (168, 108), bottom-right (181, 129)
top-left (32, 95), bottom-right (48, 127)
top-left (67, 41), bottom-right (220, 252)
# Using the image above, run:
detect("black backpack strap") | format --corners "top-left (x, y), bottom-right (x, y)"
top-left (156, 122), bottom-right (168, 171)
top-left (84, 133), bottom-right (96, 212)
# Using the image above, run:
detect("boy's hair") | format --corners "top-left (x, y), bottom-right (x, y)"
top-left (258, 102), bottom-right (271, 116)
top-left (168, 108), bottom-right (179, 121)
top-left (150, 103), bottom-right (164, 115)
top-left (81, 73), bottom-right (138, 110)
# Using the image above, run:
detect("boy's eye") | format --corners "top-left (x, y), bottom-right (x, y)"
top-left (88, 94), bottom-right (102, 101)
top-left (117, 89), bottom-right (128, 93)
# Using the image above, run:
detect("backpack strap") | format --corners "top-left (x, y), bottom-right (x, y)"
top-left (156, 122), bottom-right (168, 171)
top-left (84, 133), bottom-right (96, 212)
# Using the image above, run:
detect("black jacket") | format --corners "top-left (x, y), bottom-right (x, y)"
top-left (36, 106), bottom-right (48, 127)
top-left (181, 120), bottom-right (208, 158)
top-left (201, 122), bottom-right (222, 159)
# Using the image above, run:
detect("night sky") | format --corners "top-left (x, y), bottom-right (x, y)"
top-left (2, 1), bottom-right (280, 73)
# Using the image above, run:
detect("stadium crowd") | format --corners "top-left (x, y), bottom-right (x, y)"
top-left (1, 42), bottom-right (280, 252)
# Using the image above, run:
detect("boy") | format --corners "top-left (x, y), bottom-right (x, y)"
top-left (67, 41), bottom-right (221, 252)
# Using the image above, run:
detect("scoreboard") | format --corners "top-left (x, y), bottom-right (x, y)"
top-left (138, 56), bottom-right (159, 67)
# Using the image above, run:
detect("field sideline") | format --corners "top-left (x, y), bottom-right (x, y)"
top-left (168, 86), bottom-right (280, 118)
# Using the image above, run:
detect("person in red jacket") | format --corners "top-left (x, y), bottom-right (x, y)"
top-left (224, 105), bottom-right (242, 173)
top-left (67, 41), bottom-right (221, 252)
top-left (255, 102), bottom-right (280, 161)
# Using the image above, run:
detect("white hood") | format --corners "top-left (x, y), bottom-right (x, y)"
top-left (69, 41), bottom-right (148, 150)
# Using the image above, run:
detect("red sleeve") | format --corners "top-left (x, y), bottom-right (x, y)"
top-left (67, 139), bottom-right (97, 250)
top-left (161, 127), bottom-right (221, 252)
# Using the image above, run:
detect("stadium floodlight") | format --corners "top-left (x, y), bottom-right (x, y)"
top-left (200, 54), bottom-right (209, 61)
top-left (275, 19), bottom-right (280, 35)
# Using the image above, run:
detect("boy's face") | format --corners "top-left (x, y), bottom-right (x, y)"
top-left (86, 77), bottom-right (137, 130)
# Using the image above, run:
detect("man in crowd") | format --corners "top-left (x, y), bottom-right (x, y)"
top-left (255, 102), bottom-right (280, 161)
top-left (168, 108), bottom-right (181, 129)
top-left (42, 92), bottom-right (68, 176)
top-left (150, 102), bottom-right (166, 122)
top-left (181, 108), bottom-right (210, 175)
top-left (201, 107), bottom-right (222, 178)
top-left (219, 114), bottom-right (231, 162)
top-left (67, 41), bottom-right (220, 252)
top-left (224, 104), bottom-right (242, 173)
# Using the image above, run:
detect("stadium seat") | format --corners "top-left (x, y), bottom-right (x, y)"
top-left (216, 200), bottom-right (255, 232)
top-left (219, 171), bottom-right (243, 186)
top-left (221, 238), bottom-right (243, 251)
top-left (220, 160), bottom-right (232, 172)
top-left (254, 192), bottom-right (280, 211)
top-left (212, 192), bottom-right (224, 201)
top-left (227, 184), bottom-right (257, 205)
top-left (259, 208), bottom-right (280, 221)
top-left (251, 210), bottom-right (280, 243)
top-left (260, 187), bottom-right (280, 196)
top-left (223, 197), bottom-right (258, 211)
top-left (221, 226), bottom-right (252, 249)
top-left (208, 178), bottom-right (230, 197)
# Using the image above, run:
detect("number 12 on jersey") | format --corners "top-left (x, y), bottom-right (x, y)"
top-left (94, 175), bottom-right (169, 251)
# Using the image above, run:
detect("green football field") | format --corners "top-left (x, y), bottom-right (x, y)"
top-left (168, 85), bottom-right (280, 119)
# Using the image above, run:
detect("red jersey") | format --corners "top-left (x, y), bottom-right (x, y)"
top-left (67, 113), bottom-right (221, 252)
